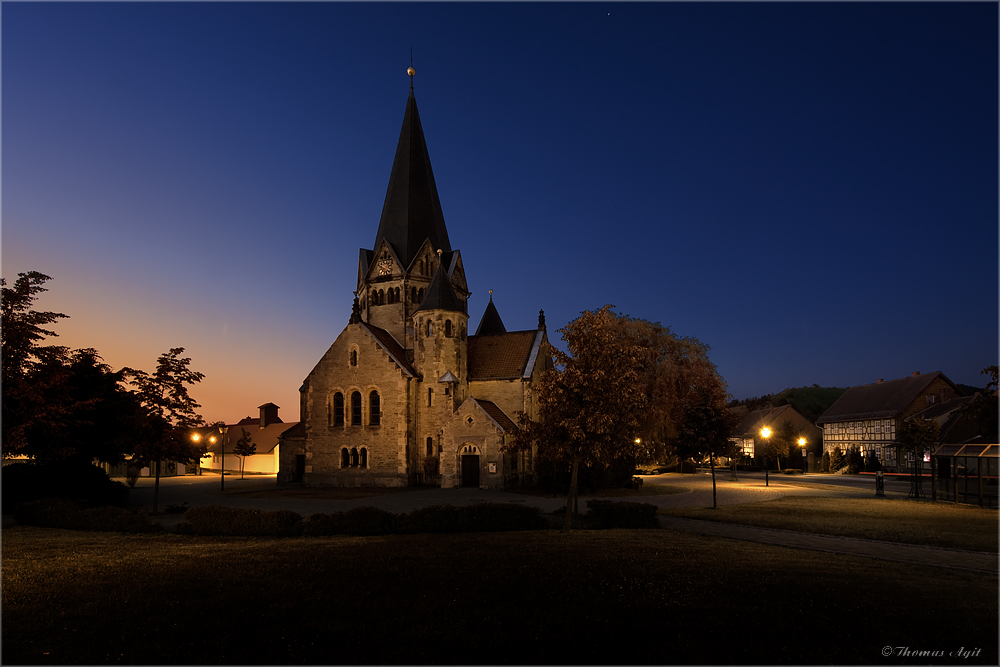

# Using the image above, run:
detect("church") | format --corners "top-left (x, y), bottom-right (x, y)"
top-left (278, 69), bottom-right (551, 489)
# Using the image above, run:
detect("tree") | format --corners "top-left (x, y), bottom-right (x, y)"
top-left (896, 417), bottom-right (940, 499)
top-left (125, 348), bottom-right (205, 513)
top-left (676, 388), bottom-right (741, 509)
top-left (767, 420), bottom-right (803, 472)
top-left (966, 365), bottom-right (999, 443)
top-left (233, 428), bottom-right (257, 479)
top-left (506, 306), bottom-right (729, 531)
top-left (1, 271), bottom-right (69, 458)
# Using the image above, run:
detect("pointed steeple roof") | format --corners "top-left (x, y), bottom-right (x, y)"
top-left (372, 85), bottom-right (451, 271)
top-left (475, 293), bottom-right (507, 335)
top-left (416, 265), bottom-right (464, 313)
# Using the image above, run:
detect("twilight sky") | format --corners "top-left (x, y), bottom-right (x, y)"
top-left (4, 2), bottom-right (997, 424)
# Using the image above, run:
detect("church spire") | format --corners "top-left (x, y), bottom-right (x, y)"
top-left (475, 291), bottom-right (507, 336)
top-left (371, 68), bottom-right (451, 271)
top-left (416, 263), bottom-right (465, 313)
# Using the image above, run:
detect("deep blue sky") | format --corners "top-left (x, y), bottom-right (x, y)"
top-left (4, 2), bottom-right (997, 422)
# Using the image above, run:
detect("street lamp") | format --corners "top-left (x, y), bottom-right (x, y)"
top-left (218, 425), bottom-right (228, 491)
top-left (798, 437), bottom-right (807, 474)
top-left (760, 427), bottom-right (772, 487)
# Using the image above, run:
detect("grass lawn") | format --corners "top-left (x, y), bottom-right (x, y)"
top-left (658, 497), bottom-right (999, 552)
top-left (3, 525), bottom-right (996, 665)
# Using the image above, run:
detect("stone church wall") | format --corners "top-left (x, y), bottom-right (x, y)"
top-left (439, 399), bottom-right (506, 489)
top-left (300, 324), bottom-right (413, 487)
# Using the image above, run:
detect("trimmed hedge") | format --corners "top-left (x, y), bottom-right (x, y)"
top-left (14, 499), bottom-right (162, 533)
top-left (585, 500), bottom-right (660, 529)
top-left (402, 503), bottom-right (547, 534)
top-left (175, 506), bottom-right (303, 537)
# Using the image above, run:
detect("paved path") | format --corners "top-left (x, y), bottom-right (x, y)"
top-left (659, 516), bottom-right (998, 573)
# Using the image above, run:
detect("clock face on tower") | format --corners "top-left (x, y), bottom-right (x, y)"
top-left (377, 258), bottom-right (392, 276)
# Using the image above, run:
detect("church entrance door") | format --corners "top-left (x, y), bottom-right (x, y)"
top-left (461, 455), bottom-right (480, 488)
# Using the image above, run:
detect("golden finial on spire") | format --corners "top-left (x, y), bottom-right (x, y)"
top-left (489, 289), bottom-right (493, 300)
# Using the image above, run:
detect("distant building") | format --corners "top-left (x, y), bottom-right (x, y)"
top-left (198, 402), bottom-right (297, 475)
top-left (816, 371), bottom-right (962, 471)
top-left (278, 73), bottom-right (550, 489)
top-left (731, 405), bottom-right (822, 465)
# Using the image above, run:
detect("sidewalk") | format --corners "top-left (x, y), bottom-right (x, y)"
top-left (659, 516), bottom-right (998, 574)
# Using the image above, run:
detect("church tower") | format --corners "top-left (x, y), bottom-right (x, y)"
top-left (357, 67), bottom-right (468, 350)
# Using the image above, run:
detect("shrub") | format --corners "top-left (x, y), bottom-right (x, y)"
top-left (177, 506), bottom-right (303, 537)
top-left (846, 447), bottom-right (865, 474)
top-left (339, 506), bottom-right (397, 535)
top-left (821, 452), bottom-right (831, 473)
top-left (864, 451), bottom-right (883, 473)
top-left (125, 466), bottom-right (141, 489)
top-left (401, 503), bottom-right (547, 534)
top-left (14, 499), bottom-right (160, 533)
top-left (3, 462), bottom-right (129, 508)
top-left (303, 511), bottom-right (348, 536)
top-left (829, 447), bottom-right (846, 472)
top-left (164, 502), bottom-right (189, 514)
top-left (584, 500), bottom-right (659, 529)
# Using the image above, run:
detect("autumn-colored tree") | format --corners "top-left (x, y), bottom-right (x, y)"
top-left (233, 428), bottom-right (257, 479)
top-left (896, 417), bottom-right (940, 499)
top-left (507, 305), bottom-right (729, 531)
top-left (125, 348), bottom-right (205, 513)
top-left (966, 365), bottom-right (998, 443)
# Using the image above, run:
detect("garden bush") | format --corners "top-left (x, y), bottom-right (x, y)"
top-left (176, 506), bottom-right (303, 537)
top-left (14, 499), bottom-right (160, 533)
top-left (302, 507), bottom-right (396, 537)
top-left (3, 462), bottom-right (129, 508)
top-left (401, 503), bottom-right (547, 534)
top-left (584, 500), bottom-right (660, 529)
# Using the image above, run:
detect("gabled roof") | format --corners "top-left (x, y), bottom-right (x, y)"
top-left (360, 322), bottom-right (417, 377)
top-left (473, 398), bottom-right (518, 432)
top-left (371, 89), bottom-right (451, 271)
top-left (415, 265), bottom-right (464, 313)
top-left (732, 406), bottom-right (793, 438)
top-left (468, 329), bottom-right (545, 380)
top-left (201, 422), bottom-right (300, 456)
top-left (475, 297), bottom-right (506, 335)
top-left (816, 371), bottom-right (953, 423)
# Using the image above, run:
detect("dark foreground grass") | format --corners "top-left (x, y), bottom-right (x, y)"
top-left (658, 497), bottom-right (999, 552)
top-left (3, 526), bottom-right (996, 665)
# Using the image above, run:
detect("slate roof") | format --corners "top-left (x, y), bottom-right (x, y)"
top-left (415, 265), bottom-right (464, 313)
top-left (360, 322), bottom-right (417, 377)
top-left (370, 89), bottom-right (451, 271)
top-left (475, 298), bottom-right (507, 335)
top-left (474, 398), bottom-right (518, 432)
top-left (816, 371), bottom-right (953, 423)
top-left (468, 330), bottom-right (543, 380)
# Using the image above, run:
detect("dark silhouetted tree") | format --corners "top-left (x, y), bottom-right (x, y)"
top-left (233, 428), bottom-right (257, 479)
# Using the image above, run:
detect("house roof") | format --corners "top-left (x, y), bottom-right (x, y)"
top-left (732, 406), bottom-right (792, 438)
top-left (200, 422), bottom-right (299, 456)
top-left (360, 322), bottom-right (417, 377)
top-left (473, 398), bottom-right (518, 432)
top-left (370, 88), bottom-right (451, 271)
top-left (816, 372), bottom-right (954, 423)
top-left (468, 329), bottom-right (545, 380)
top-left (415, 264), bottom-right (464, 313)
top-left (475, 297), bottom-right (507, 335)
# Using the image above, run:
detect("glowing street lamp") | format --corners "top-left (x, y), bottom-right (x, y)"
top-left (760, 427), bottom-right (772, 487)
top-left (798, 437), bottom-right (807, 474)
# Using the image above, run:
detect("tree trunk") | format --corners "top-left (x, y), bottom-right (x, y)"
top-left (710, 451), bottom-right (717, 510)
top-left (153, 458), bottom-right (161, 514)
top-left (563, 455), bottom-right (581, 533)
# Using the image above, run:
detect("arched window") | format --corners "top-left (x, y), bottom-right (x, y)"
top-left (426, 437), bottom-right (434, 457)
top-left (341, 448), bottom-right (349, 468)
top-left (394, 287), bottom-right (400, 302)
top-left (428, 388), bottom-right (433, 407)
top-left (386, 289), bottom-right (393, 304)
top-left (369, 391), bottom-right (381, 426)
top-left (351, 391), bottom-right (362, 425)
top-left (350, 447), bottom-right (359, 467)
top-left (378, 289), bottom-right (384, 305)
top-left (426, 320), bottom-right (434, 337)
top-left (418, 288), bottom-right (424, 302)
top-left (445, 320), bottom-right (453, 337)
top-left (333, 392), bottom-right (344, 426)
top-left (360, 447), bottom-right (368, 468)
top-left (350, 350), bottom-right (357, 367)
top-left (411, 287), bottom-right (417, 303)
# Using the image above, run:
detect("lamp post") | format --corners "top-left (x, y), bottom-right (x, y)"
top-left (798, 437), bottom-right (807, 474)
top-left (219, 425), bottom-right (228, 491)
top-left (760, 427), bottom-right (772, 487)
